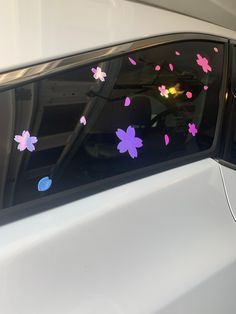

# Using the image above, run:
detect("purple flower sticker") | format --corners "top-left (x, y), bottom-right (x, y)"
top-left (196, 54), bottom-right (212, 73)
top-left (188, 123), bottom-right (198, 136)
top-left (91, 67), bottom-right (107, 81)
top-left (116, 126), bottom-right (143, 159)
top-left (14, 130), bottom-right (38, 152)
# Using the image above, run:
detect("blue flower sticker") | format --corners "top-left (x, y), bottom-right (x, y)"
top-left (37, 176), bottom-right (52, 192)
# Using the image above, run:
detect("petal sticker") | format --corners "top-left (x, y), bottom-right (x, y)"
top-left (128, 57), bottom-right (136, 65)
top-left (124, 97), bottom-right (131, 107)
top-left (164, 134), bottom-right (170, 146)
top-left (91, 67), bottom-right (107, 81)
top-left (169, 63), bottom-right (174, 71)
top-left (203, 85), bottom-right (208, 90)
top-left (155, 65), bottom-right (161, 71)
top-left (14, 130), bottom-right (38, 152)
top-left (175, 51), bottom-right (180, 56)
top-left (80, 116), bottom-right (87, 125)
top-left (37, 176), bottom-right (52, 192)
top-left (116, 126), bottom-right (143, 159)
top-left (214, 47), bottom-right (219, 53)
top-left (186, 91), bottom-right (192, 99)
top-left (188, 123), bottom-right (198, 136)
top-left (196, 54), bottom-right (212, 73)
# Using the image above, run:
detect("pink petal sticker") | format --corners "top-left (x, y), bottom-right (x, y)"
top-left (186, 91), bottom-right (192, 99)
top-left (164, 134), bottom-right (169, 146)
top-left (203, 85), bottom-right (208, 90)
top-left (155, 65), bottom-right (161, 71)
top-left (124, 97), bottom-right (131, 107)
top-left (214, 47), bottom-right (218, 53)
top-left (80, 116), bottom-right (86, 125)
top-left (128, 57), bottom-right (136, 65)
top-left (169, 63), bottom-right (174, 71)
top-left (175, 51), bottom-right (180, 56)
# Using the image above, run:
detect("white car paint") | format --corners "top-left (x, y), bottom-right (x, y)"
top-left (1, 0), bottom-right (236, 72)
top-left (219, 164), bottom-right (236, 220)
top-left (0, 159), bottom-right (236, 313)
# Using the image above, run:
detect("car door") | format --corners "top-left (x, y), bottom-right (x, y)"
top-left (0, 34), bottom-right (235, 314)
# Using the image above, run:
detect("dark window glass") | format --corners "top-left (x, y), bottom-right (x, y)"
top-left (0, 40), bottom-right (224, 208)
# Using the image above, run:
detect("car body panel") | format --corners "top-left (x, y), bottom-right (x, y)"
top-left (1, 0), bottom-right (236, 72)
top-left (0, 159), bottom-right (235, 313)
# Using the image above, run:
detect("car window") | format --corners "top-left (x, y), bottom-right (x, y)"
top-left (0, 39), bottom-right (225, 209)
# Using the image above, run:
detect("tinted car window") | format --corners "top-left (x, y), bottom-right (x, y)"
top-left (0, 40), bottom-right (224, 208)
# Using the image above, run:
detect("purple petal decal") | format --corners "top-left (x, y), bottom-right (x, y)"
top-left (124, 97), bottom-right (131, 107)
top-left (128, 57), bottom-right (136, 65)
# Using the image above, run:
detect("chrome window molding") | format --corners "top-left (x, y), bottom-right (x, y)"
top-left (0, 32), bottom-right (227, 92)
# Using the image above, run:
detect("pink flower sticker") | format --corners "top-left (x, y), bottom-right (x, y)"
top-left (155, 65), bottom-right (161, 71)
top-left (164, 134), bottom-right (170, 146)
top-left (128, 57), bottom-right (136, 65)
top-left (175, 51), bottom-right (180, 56)
top-left (14, 130), bottom-right (38, 152)
top-left (188, 123), bottom-right (198, 136)
top-left (196, 54), bottom-right (212, 73)
top-left (203, 85), bottom-right (208, 90)
top-left (91, 67), bottom-right (107, 82)
top-left (169, 63), bottom-right (174, 71)
top-left (158, 85), bottom-right (169, 98)
top-left (80, 116), bottom-right (86, 125)
top-left (116, 126), bottom-right (143, 159)
top-left (214, 47), bottom-right (218, 53)
top-left (186, 91), bottom-right (192, 99)
top-left (124, 97), bottom-right (131, 107)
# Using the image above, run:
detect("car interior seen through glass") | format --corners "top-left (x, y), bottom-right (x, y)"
top-left (0, 40), bottom-right (224, 208)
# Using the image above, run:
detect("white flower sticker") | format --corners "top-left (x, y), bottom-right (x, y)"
top-left (91, 67), bottom-right (107, 82)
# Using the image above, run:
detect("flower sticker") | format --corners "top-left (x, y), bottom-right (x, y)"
top-left (91, 67), bottom-right (107, 82)
top-left (14, 130), bottom-right (38, 152)
top-left (203, 85), bottom-right (208, 91)
top-left (188, 123), bottom-right (198, 136)
top-left (158, 85), bottom-right (169, 98)
top-left (196, 54), bottom-right (212, 73)
top-left (175, 51), bottom-right (180, 56)
top-left (169, 63), bottom-right (174, 71)
top-left (155, 65), bottom-right (161, 71)
top-left (116, 126), bottom-right (143, 159)
top-left (128, 57), bottom-right (136, 65)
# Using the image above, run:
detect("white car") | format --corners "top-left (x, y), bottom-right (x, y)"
top-left (0, 1), bottom-right (236, 313)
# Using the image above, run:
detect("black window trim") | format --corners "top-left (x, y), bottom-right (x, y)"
top-left (0, 32), bottom-right (229, 226)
